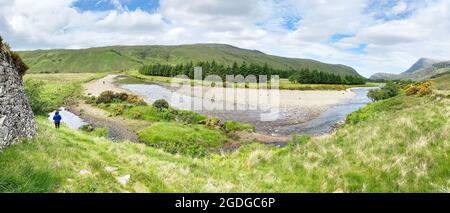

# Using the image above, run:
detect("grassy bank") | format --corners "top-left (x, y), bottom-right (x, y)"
top-left (1, 90), bottom-right (448, 192)
top-left (24, 73), bottom-right (107, 112)
top-left (126, 70), bottom-right (378, 90)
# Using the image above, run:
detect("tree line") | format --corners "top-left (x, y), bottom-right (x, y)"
top-left (138, 61), bottom-right (366, 85)
top-left (288, 69), bottom-right (366, 85)
top-left (139, 61), bottom-right (294, 80)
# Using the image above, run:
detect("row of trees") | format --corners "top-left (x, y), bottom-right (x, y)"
top-left (288, 69), bottom-right (366, 85)
top-left (139, 61), bottom-right (295, 81)
top-left (138, 61), bottom-right (366, 85)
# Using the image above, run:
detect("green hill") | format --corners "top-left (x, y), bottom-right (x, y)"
top-left (18, 44), bottom-right (361, 76)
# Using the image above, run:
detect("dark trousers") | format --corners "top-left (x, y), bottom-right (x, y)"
top-left (55, 122), bottom-right (60, 129)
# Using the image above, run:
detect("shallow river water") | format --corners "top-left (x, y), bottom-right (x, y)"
top-left (272, 88), bottom-right (373, 135)
top-left (48, 108), bottom-right (87, 129)
top-left (122, 83), bottom-right (375, 136)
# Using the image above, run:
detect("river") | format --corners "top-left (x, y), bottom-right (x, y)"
top-left (271, 88), bottom-right (373, 135)
top-left (48, 107), bottom-right (87, 129)
top-left (121, 82), bottom-right (375, 136)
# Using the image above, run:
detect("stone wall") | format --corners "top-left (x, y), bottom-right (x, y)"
top-left (0, 49), bottom-right (37, 149)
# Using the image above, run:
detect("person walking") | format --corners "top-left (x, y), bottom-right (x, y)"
top-left (53, 111), bottom-right (62, 129)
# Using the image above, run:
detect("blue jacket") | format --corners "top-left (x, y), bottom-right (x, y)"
top-left (53, 114), bottom-right (62, 123)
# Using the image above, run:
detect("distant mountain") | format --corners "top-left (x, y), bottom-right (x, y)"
top-left (403, 58), bottom-right (441, 73)
top-left (370, 58), bottom-right (450, 81)
top-left (370, 73), bottom-right (399, 80)
top-left (17, 44), bottom-right (362, 77)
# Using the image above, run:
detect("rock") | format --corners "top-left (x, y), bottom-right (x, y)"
top-left (105, 166), bottom-right (117, 172)
top-left (117, 175), bottom-right (131, 185)
top-left (0, 49), bottom-right (37, 149)
top-left (79, 169), bottom-right (90, 175)
top-left (334, 188), bottom-right (344, 193)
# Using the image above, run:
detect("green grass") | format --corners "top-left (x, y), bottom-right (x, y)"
top-left (432, 73), bottom-right (450, 90)
top-left (222, 121), bottom-right (254, 133)
top-left (138, 122), bottom-right (229, 157)
top-left (24, 73), bottom-right (107, 111)
top-left (18, 44), bottom-right (360, 77)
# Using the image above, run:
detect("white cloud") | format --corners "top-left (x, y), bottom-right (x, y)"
top-left (0, 0), bottom-right (449, 77)
top-left (391, 1), bottom-right (408, 15)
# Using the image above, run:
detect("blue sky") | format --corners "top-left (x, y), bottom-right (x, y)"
top-left (73, 0), bottom-right (160, 12)
top-left (282, 15), bottom-right (302, 31)
top-left (328, 34), bottom-right (355, 43)
top-left (1, 0), bottom-right (449, 77)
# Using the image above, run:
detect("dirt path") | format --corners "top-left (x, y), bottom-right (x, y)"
top-left (68, 102), bottom-right (150, 142)
top-left (84, 74), bottom-right (129, 96)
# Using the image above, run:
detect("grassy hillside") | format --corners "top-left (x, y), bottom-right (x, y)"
top-left (0, 74), bottom-right (448, 192)
top-left (432, 73), bottom-right (450, 90)
top-left (18, 44), bottom-right (360, 77)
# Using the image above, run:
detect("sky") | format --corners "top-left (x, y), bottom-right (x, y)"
top-left (0, 0), bottom-right (449, 77)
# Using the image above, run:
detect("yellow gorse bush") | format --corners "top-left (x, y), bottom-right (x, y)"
top-left (404, 81), bottom-right (433, 97)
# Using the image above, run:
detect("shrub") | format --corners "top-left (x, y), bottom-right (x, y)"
top-left (10, 51), bottom-right (28, 75)
top-left (95, 91), bottom-right (145, 105)
top-left (116, 92), bottom-right (129, 101)
top-left (417, 86), bottom-right (432, 97)
top-left (221, 121), bottom-right (254, 133)
top-left (112, 104), bottom-right (125, 116)
top-left (131, 111), bottom-right (142, 119)
top-left (206, 118), bottom-right (220, 128)
top-left (405, 81), bottom-right (433, 97)
top-left (24, 79), bottom-right (47, 114)
top-left (126, 94), bottom-right (146, 105)
top-left (80, 124), bottom-right (95, 132)
top-left (368, 89), bottom-right (388, 102)
top-left (84, 96), bottom-right (97, 104)
top-left (405, 85), bottom-right (419, 96)
top-left (368, 82), bottom-right (399, 102)
top-left (153, 99), bottom-right (169, 110)
top-left (4, 42), bottom-right (10, 51)
top-left (383, 82), bottom-right (399, 97)
top-left (173, 110), bottom-right (207, 124)
top-left (96, 91), bottom-right (116, 104)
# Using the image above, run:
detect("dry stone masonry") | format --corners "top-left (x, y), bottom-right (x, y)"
top-left (0, 48), bottom-right (37, 149)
